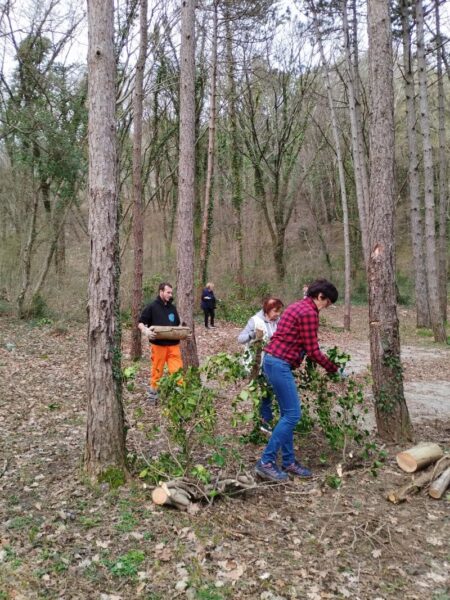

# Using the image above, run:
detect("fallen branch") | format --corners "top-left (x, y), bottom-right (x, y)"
top-left (387, 455), bottom-right (450, 504)
top-left (151, 473), bottom-right (256, 511)
top-left (429, 466), bottom-right (450, 499)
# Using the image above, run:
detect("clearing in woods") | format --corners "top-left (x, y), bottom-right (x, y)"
top-left (0, 305), bottom-right (449, 599)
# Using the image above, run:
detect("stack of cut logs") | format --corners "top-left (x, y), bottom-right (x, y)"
top-left (151, 474), bottom-right (256, 511)
top-left (387, 442), bottom-right (450, 504)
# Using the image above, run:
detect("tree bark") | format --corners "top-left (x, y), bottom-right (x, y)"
top-left (225, 11), bottom-right (245, 292)
top-left (415, 0), bottom-right (447, 342)
top-left (198, 0), bottom-right (218, 291)
top-left (400, 0), bottom-right (430, 328)
top-left (367, 0), bottom-right (413, 442)
top-left (434, 0), bottom-right (448, 323)
top-left (17, 181), bottom-right (39, 318)
top-left (130, 0), bottom-right (148, 361)
top-left (85, 0), bottom-right (127, 478)
top-left (311, 2), bottom-right (351, 330)
top-left (177, 0), bottom-right (199, 367)
top-left (342, 0), bottom-right (369, 267)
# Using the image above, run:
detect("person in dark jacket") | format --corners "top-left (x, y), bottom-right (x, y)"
top-left (138, 282), bottom-right (182, 400)
top-left (200, 282), bottom-right (217, 328)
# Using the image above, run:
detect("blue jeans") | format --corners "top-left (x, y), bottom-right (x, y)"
top-left (261, 353), bottom-right (301, 467)
top-left (259, 379), bottom-right (273, 423)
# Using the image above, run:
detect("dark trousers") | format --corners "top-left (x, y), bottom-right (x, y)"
top-left (203, 308), bottom-right (215, 327)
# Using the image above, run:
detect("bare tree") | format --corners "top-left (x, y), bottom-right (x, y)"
top-left (130, 0), bottom-right (148, 360)
top-left (85, 0), bottom-right (127, 477)
top-left (367, 0), bottom-right (413, 442)
top-left (415, 0), bottom-right (446, 342)
top-left (434, 0), bottom-right (448, 323)
top-left (310, 1), bottom-right (351, 330)
top-left (341, 0), bottom-right (369, 267)
top-left (177, 0), bottom-right (199, 367)
top-left (199, 0), bottom-right (218, 290)
top-left (400, 0), bottom-right (430, 328)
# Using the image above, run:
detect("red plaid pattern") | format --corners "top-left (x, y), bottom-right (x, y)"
top-left (264, 297), bottom-right (338, 372)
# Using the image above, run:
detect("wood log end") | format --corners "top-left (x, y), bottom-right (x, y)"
top-left (152, 487), bottom-right (170, 505)
top-left (396, 452), bottom-right (417, 473)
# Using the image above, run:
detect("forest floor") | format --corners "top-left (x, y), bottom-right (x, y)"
top-left (1, 305), bottom-right (449, 600)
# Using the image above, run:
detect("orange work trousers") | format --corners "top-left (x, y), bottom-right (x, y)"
top-left (150, 344), bottom-right (183, 389)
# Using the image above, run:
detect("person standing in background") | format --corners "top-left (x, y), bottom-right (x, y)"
top-left (201, 282), bottom-right (217, 328)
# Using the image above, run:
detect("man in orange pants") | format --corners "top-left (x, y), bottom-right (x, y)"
top-left (138, 282), bottom-right (183, 401)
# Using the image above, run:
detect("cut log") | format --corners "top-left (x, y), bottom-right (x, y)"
top-left (151, 483), bottom-right (192, 510)
top-left (396, 443), bottom-right (443, 473)
top-left (152, 486), bottom-right (171, 505)
top-left (429, 466), bottom-right (450, 499)
top-left (387, 456), bottom-right (450, 503)
top-left (150, 326), bottom-right (191, 340)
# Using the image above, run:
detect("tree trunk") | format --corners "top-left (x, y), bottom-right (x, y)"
top-left (177, 0), bottom-right (199, 367)
top-left (17, 181), bottom-right (39, 318)
top-left (400, 0), bottom-right (430, 328)
top-left (415, 0), bottom-right (447, 342)
top-left (367, 0), bottom-right (413, 442)
top-left (434, 0), bottom-right (448, 323)
top-left (312, 3), bottom-right (351, 330)
top-left (342, 0), bottom-right (369, 267)
top-left (225, 13), bottom-right (245, 293)
top-left (85, 0), bottom-right (127, 478)
top-left (130, 0), bottom-right (148, 361)
top-left (198, 0), bottom-right (218, 291)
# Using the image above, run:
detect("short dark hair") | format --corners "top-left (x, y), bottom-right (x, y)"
top-left (306, 279), bottom-right (338, 303)
top-left (262, 296), bottom-right (284, 313)
top-left (158, 282), bottom-right (173, 292)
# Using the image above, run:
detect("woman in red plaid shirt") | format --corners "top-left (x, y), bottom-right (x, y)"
top-left (255, 279), bottom-right (339, 481)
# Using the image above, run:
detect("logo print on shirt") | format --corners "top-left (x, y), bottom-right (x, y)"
top-left (168, 313), bottom-right (175, 323)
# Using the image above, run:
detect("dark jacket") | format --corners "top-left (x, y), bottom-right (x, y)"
top-left (139, 296), bottom-right (181, 346)
top-left (201, 288), bottom-right (216, 311)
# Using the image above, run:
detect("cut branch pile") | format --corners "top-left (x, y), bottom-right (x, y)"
top-left (387, 442), bottom-right (450, 504)
top-left (151, 473), bottom-right (256, 511)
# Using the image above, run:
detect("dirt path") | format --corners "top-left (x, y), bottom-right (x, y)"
top-left (1, 311), bottom-right (449, 600)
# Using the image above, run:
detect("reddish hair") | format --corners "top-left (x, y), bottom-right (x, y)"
top-left (262, 296), bottom-right (284, 314)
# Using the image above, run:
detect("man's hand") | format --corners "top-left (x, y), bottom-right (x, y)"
top-left (141, 326), bottom-right (156, 340)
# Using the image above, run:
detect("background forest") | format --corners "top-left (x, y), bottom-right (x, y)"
top-left (0, 0), bottom-right (448, 325)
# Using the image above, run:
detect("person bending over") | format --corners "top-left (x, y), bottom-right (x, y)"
top-left (255, 279), bottom-right (340, 482)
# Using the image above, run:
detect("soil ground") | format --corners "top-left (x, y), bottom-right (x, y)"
top-left (1, 306), bottom-right (449, 600)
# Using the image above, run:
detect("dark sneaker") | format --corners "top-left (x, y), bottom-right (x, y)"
top-left (255, 460), bottom-right (288, 482)
top-left (282, 461), bottom-right (312, 478)
top-left (146, 388), bottom-right (159, 403)
top-left (259, 422), bottom-right (273, 437)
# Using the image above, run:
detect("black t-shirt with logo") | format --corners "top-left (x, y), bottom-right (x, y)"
top-left (139, 296), bottom-right (181, 346)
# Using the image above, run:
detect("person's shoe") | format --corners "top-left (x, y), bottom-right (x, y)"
top-left (255, 460), bottom-right (288, 482)
top-left (282, 461), bottom-right (312, 478)
top-left (259, 421), bottom-right (273, 437)
top-left (146, 387), bottom-right (159, 403)
top-left (210, 325), bottom-right (216, 328)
